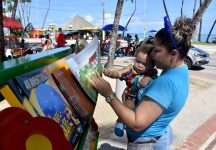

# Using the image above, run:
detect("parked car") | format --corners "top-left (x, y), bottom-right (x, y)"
top-left (141, 36), bottom-right (210, 69)
top-left (185, 46), bottom-right (210, 69)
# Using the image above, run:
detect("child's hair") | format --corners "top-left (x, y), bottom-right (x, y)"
top-left (135, 44), bottom-right (154, 57)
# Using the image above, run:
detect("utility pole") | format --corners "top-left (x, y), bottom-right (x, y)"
top-left (102, 0), bottom-right (105, 26)
top-left (143, 0), bottom-right (147, 39)
top-left (102, 0), bottom-right (105, 40)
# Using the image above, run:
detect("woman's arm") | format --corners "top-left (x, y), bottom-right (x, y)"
top-left (91, 73), bottom-right (164, 132)
top-left (110, 96), bottom-right (163, 131)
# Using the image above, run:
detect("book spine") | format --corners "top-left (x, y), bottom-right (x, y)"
top-left (0, 85), bottom-right (24, 108)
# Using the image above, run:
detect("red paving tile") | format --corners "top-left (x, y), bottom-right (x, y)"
top-left (175, 113), bottom-right (216, 150)
top-left (205, 137), bottom-right (216, 150)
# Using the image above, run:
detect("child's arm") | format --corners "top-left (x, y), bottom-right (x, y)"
top-left (138, 76), bottom-right (153, 88)
top-left (103, 69), bottom-right (121, 78)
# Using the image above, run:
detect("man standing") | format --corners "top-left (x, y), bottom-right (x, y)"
top-left (72, 32), bottom-right (88, 54)
top-left (55, 28), bottom-right (66, 48)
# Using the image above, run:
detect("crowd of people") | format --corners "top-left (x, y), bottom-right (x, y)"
top-left (100, 33), bottom-right (141, 57)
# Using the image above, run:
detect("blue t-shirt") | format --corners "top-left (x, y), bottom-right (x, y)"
top-left (126, 65), bottom-right (189, 138)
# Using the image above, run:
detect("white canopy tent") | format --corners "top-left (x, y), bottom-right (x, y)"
top-left (62, 15), bottom-right (99, 31)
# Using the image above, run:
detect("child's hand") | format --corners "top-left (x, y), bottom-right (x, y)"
top-left (138, 76), bottom-right (152, 88)
top-left (103, 69), bottom-right (119, 78)
top-left (103, 69), bottom-right (113, 77)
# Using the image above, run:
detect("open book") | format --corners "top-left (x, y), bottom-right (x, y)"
top-left (66, 36), bottom-right (103, 103)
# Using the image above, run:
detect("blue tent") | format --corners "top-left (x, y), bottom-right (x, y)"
top-left (147, 29), bottom-right (157, 33)
top-left (101, 24), bottom-right (126, 31)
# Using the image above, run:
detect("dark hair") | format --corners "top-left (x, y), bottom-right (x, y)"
top-left (155, 16), bottom-right (196, 59)
top-left (45, 39), bottom-right (48, 45)
top-left (58, 28), bottom-right (62, 32)
top-left (135, 44), bottom-right (154, 56)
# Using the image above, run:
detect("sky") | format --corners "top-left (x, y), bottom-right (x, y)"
top-left (14, 0), bottom-right (216, 34)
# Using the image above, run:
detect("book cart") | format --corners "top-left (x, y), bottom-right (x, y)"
top-left (0, 46), bottom-right (100, 150)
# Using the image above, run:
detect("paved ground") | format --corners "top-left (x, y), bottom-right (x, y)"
top-left (94, 56), bottom-right (216, 150)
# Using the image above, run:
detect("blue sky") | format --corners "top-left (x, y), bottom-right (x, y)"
top-left (24, 0), bottom-right (216, 34)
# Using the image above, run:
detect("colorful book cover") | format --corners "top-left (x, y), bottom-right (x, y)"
top-left (66, 36), bottom-right (103, 103)
top-left (14, 67), bottom-right (84, 147)
top-left (51, 67), bottom-right (95, 119)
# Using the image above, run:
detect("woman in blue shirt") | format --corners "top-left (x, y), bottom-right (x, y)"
top-left (91, 16), bottom-right (196, 150)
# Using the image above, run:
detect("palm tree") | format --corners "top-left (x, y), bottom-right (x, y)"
top-left (198, 0), bottom-right (202, 42)
top-left (180, 0), bottom-right (184, 16)
top-left (206, 19), bottom-right (216, 43)
top-left (123, 0), bottom-right (136, 36)
top-left (0, 0), bottom-right (6, 61)
top-left (192, 0), bottom-right (212, 28)
top-left (193, 0), bottom-right (197, 16)
top-left (19, 0), bottom-right (32, 28)
top-left (106, 0), bottom-right (124, 69)
top-left (11, 0), bottom-right (18, 19)
top-left (42, 0), bottom-right (50, 29)
top-left (162, 0), bottom-right (171, 24)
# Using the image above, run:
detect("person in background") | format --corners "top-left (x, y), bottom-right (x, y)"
top-left (212, 37), bottom-right (216, 44)
top-left (43, 39), bottom-right (54, 51)
top-left (134, 34), bottom-right (139, 48)
top-left (20, 38), bottom-right (25, 49)
top-left (55, 28), bottom-right (67, 48)
top-left (90, 16), bottom-right (196, 150)
top-left (72, 32), bottom-right (88, 54)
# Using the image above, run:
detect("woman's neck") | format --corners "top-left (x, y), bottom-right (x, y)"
top-left (163, 60), bottom-right (185, 73)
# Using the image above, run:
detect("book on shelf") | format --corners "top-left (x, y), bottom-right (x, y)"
top-left (0, 81), bottom-right (38, 117)
top-left (14, 66), bottom-right (85, 148)
top-left (51, 67), bottom-right (95, 119)
top-left (66, 36), bottom-right (103, 103)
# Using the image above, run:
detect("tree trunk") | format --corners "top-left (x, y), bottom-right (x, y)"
top-left (206, 19), bottom-right (216, 43)
top-left (193, 0), bottom-right (197, 16)
top-left (162, 0), bottom-right (171, 25)
top-left (42, 0), bottom-right (50, 29)
top-left (0, 0), bottom-right (6, 61)
top-left (123, 0), bottom-right (136, 36)
top-left (106, 0), bottom-right (124, 69)
top-left (181, 0), bottom-right (184, 16)
top-left (198, 17), bottom-right (202, 42)
top-left (192, 0), bottom-right (212, 28)
top-left (11, 0), bottom-right (18, 19)
top-left (198, 0), bottom-right (202, 42)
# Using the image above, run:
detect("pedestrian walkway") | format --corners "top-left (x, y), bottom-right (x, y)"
top-left (175, 114), bottom-right (216, 150)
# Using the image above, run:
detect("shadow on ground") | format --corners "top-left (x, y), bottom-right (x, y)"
top-left (190, 66), bottom-right (205, 71)
top-left (98, 143), bottom-right (126, 150)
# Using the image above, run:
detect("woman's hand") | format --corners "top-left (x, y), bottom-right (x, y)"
top-left (91, 72), bottom-right (113, 97)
